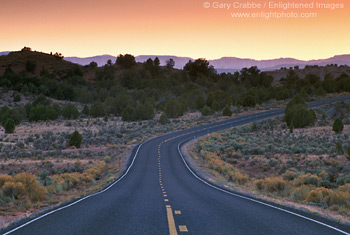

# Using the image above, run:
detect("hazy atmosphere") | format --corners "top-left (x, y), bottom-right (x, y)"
top-left (1, 0), bottom-right (349, 59)
top-left (1, 0), bottom-right (350, 234)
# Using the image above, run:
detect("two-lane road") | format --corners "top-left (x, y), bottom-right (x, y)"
top-left (3, 96), bottom-right (350, 235)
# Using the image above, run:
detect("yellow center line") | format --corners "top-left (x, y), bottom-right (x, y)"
top-left (179, 225), bottom-right (188, 232)
top-left (166, 205), bottom-right (178, 235)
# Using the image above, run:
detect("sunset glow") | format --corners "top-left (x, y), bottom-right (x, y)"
top-left (1, 0), bottom-right (349, 60)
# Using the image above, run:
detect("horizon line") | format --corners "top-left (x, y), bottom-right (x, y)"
top-left (2, 49), bottom-right (350, 62)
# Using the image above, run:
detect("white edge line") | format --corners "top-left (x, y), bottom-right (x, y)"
top-left (177, 142), bottom-right (350, 235)
top-left (3, 142), bottom-right (146, 235)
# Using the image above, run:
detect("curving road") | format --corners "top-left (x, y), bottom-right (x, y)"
top-left (3, 96), bottom-right (350, 235)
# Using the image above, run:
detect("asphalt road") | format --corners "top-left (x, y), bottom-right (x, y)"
top-left (3, 96), bottom-right (350, 235)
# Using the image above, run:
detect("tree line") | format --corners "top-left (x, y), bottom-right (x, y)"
top-left (1, 53), bottom-right (350, 130)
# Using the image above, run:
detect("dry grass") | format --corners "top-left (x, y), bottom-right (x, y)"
top-left (185, 111), bottom-right (350, 225)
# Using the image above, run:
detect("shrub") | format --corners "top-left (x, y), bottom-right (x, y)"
top-left (319, 171), bottom-right (330, 181)
top-left (329, 191), bottom-right (349, 207)
top-left (13, 173), bottom-right (47, 202)
top-left (159, 113), bottom-right (169, 125)
top-left (336, 142), bottom-right (344, 154)
top-left (13, 93), bottom-right (21, 102)
top-left (32, 95), bottom-right (51, 107)
top-left (122, 106), bottom-right (135, 121)
top-left (0, 174), bottom-right (13, 187)
top-left (89, 101), bottom-right (105, 118)
top-left (201, 106), bottom-right (212, 116)
top-left (0, 106), bottom-right (21, 126)
top-left (285, 103), bottom-right (315, 128)
top-left (332, 118), bottom-right (344, 134)
top-left (228, 171), bottom-right (248, 185)
top-left (293, 173), bottom-right (321, 187)
top-left (286, 94), bottom-right (304, 109)
top-left (242, 95), bottom-right (256, 107)
top-left (291, 185), bottom-right (315, 202)
top-left (165, 99), bottom-right (184, 118)
top-left (336, 174), bottom-right (350, 186)
top-left (29, 105), bottom-right (58, 122)
top-left (318, 180), bottom-right (331, 188)
top-left (306, 187), bottom-right (332, 205)
top-left (52, 103), bottom-right (62, 116)
top-left (82, 105), bottom-right (90, 116)
top-left (134, 103), bottom-right (155, 120)
top-left (62, 104), bottom-right (80, 120)
top-left (222, 106), bottom-right (232, 117)
top-left (4, 118), bottom-right (15, 134)
top-left (69, 131), bottom-right (82, 148)
top-left (2, 181), bottom-right (26, 199)
top-left (315, 87), bottom-right (327, 96)
top-left (338, 184), bottom-right (350, 193)
top-left (255, 177), bottom-right (286, 193)
top-left (38, 170), bottom-right (53, 186)
top-left (51, 161), bottom-right (108, 192)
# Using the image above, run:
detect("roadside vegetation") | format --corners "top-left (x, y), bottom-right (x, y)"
top-left (190, 100), bottom-right (350, 221)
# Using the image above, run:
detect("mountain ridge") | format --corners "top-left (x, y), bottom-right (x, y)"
top-left (65, 54), bottom-right (350, 72)
top-left (1, 50), bottom-right (349, 72)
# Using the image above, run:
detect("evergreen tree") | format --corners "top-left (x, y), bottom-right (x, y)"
top-left (222, 106), bottom-right (232, 117)
top-left (82, 105), bottom-right (90, 116)
top-left (122, 106), bottom-right (135, 121)
top-left (62, 104), bottom-right (79, 120)
top-left (29, 105), bottom-right (58, 122)
top-left (166, 59), bottom-right (175, 69)
top-left (89, 102), bottom-right (105, 118)
top-left (333, 118), bottom-right (344, 134)
top-left (4, 118), bottom-right (15, 134)
top-left (165, 99), bottom-right (184, 118)
top-left (242, 95), bottom-right (256, 107)
top-left (201, 106), bottom-right (212, 116)
top-left (159, 113), bottom-right (169, 124)
top-left (69, 131), bottom-right (82, 148)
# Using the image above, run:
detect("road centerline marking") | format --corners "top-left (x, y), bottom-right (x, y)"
top-left (179, 225), bottom-right (188, 232)
top-left (166, 205), bottom-right (178, 235)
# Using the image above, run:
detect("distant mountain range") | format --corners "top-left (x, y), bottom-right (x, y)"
top-left (1, 51), bottom-right (349, 73)
top-left (65, 54), bottom-right (350, 73)
top-left (0, 51), bottom-right (10, 56)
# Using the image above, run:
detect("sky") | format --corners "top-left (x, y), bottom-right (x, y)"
top-left (0, 0), bottom-right (349, 60)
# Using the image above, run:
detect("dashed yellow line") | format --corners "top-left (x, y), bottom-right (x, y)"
top-left (179, 225), bottom-right (188, 232)
top-left (156, 111), bottom-right (281, 234)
